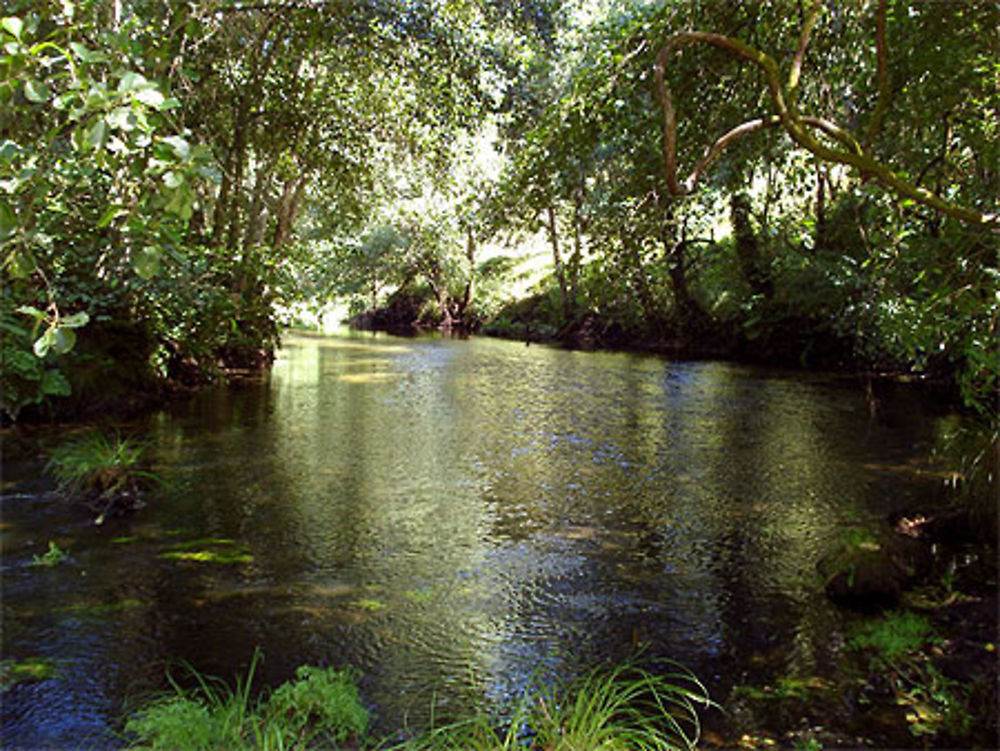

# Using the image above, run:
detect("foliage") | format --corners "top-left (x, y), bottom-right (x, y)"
top-left (393, 660), bottom-right (712, 751)
top-left (266, 665), bottom-right (369, 746)
top-left (847, 611), bottom-right (938, 661)
top-left (159, 538), bottom-right (253, 566)
top-left (2, 0), bottom-right (997, 428)
top-left (125, 651), bottom-right (368, 750)
top-left (848, 610), bottom-right (973, 740)
top-left (30, 540), bottom-right (68, 567)
top-left (0, 657), bottom-right (58, 687)
top-left (46, 429), bottom-right (156, 498)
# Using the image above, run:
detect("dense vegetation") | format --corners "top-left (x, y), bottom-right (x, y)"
top-left (2, 0), bottom-right (997, 427)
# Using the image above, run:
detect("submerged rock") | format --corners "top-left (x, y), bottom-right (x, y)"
top-left (817, 528), bottom-right (932, 608)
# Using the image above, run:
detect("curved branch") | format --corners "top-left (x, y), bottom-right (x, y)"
top-left (682, 115), bottom-right (862, 194)
top-left (653, 27), bottom-right (998, 227)
top-left (788, 0), bottom-right (823, 108)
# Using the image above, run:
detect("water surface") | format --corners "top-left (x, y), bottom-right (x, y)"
top-left (1, 332), bottom-right (962, 747)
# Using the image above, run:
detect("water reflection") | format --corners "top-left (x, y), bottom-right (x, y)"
top-left (1, 332), bottom-right (961, 746)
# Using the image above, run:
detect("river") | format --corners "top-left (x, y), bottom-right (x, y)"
top-left (1, 332), bottom-right (967, 748)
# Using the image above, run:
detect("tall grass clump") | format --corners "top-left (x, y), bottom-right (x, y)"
top-left (394, 659), bottom-right (712, 751)
top-left (46, 429), bottom-right (159, 521)
top-left (125, 651), bottom-right (368, 750)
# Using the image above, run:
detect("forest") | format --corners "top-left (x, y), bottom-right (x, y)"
top-left (1, 1), bottom-right (998, 749)
top-left (3, 0), bottom-right (997, 423)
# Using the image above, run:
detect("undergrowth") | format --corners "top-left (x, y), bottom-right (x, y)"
top-left (125, 654), bottom-right (712, 750)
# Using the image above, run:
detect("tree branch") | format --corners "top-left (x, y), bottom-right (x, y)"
top-left (653, 25), bottom-right (998, 227)
top-left (788, 0), bottom-right (823, 108)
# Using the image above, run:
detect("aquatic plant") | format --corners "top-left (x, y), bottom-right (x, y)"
top-left (849, 610), bottom-right (975, 741)
top-left (0, 657), bottom-right (58, 688)
top-left (46, 429), bottom-right (159, 522)
top-left (392, 659), bottom-right (712, 751)
top-left (30, 540), bottom-right (68, 567)
top-left (847, 611), bottom-right (938, 661)
top-left (125, 650), bottom-right (367, 750)
top-left (160, 538), bottom-right (253, 565)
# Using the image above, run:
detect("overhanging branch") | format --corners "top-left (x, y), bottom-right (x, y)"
top-left (653, 14), bottom-right (997, 227)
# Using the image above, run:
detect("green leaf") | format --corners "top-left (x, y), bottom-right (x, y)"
top-left (6, 250), bottom-right (35, 278)
top-left (69, 41), bottom-right (105, 63)
top-left (60, 311), bottom-right (89, 328)
top-left (162, 170), bottom-right (183, 188)
top-left (161, 135), bottom-right (190, 160)
top-left (117, 72), bottom-right (148, 93)
top-left (87, 118), bottom-right (107, 150)
top-left (97, 205), bottom-right (120, 228)
top-left (16, 305), bottom-right (45, 320)
top-left (0, 199), bottom-right (14, 239)
top-left (164, 184), bottom-right (194, 220)
top-left (24, 78), bottom-right (50, 103)
top-left (1, 16), bottom-right (23, 40)
top-left (40, 369), bottom-right (71, 396)
top-left (51, 326), bottom-right (76, 354)
top-left (134, 87), bottom-right (164, 108)
top-left (33, 329), bottom-right (54, 357)
top-left (133, 247), bottom-right (161, 279)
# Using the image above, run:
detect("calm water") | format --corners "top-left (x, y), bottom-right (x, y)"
top-left (1, 332), bottom-right (964, 748)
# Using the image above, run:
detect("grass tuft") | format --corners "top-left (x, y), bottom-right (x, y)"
top-left (392, 659), bottom-right (712, 750)
top-left (125, 650), bottom-right (367, 750)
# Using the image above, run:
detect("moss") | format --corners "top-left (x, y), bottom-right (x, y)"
top-left (847, 611), bottom-right (939, 660)
top-left (161, 549), bottom-right (253, 565)
top-left (58, 599), bottom-right (144, 617)
top-left (733, 676), bottom-right (831, 702)
top-left (160, 539), bottom-right (253, 565)
top-left (30, 540), bottom-right (68, 567)
top-left (0, 658), bottom-right (58, 688)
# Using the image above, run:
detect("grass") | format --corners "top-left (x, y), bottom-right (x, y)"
top-left (46, 429), bottom-right (159, 522)
top-left (124, 655), bottom-right (712, 751)
top-left (124, 650), bottom-right (368, 750)
top-left (848, 610), bottom-right (972, 740)
top-left (390, 659), bottom-right (712, 751)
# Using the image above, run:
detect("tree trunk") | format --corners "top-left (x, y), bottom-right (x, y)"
top-left (619, 230), bottom-right (659, 330)
top-left (731, 192), bottom-right (772, 300)
top-left (272, 176), bottom-right (306, 250)
top-left (456, 227), bottom-right (476, 326)
top-left (546, 205), bottom-right (571, 322)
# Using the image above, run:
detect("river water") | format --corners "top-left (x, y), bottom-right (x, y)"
top-left (1, 332), bottom-right (965, 748)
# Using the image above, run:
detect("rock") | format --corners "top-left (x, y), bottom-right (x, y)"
top-left (817, 529), bottom-right (932, 609)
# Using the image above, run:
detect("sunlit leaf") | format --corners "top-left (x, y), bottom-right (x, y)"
top-left (1, 16), bottom-right (23, 40)
top-left (134, 87), bottom-right (164, 108)
top-left (133, 247), bottom-right (161, 279)
top-left (117, 72), bottom-right (148, 92)
top-left (162, 170), bottom-right (183, 189)
top-left (161, 135), bottom-right (190, 160)
top-left (16, 305), bottom-right (45, 320)
top-left (60, 312), bottom-right (89, 328)
top-left (23, 78), bottom-right (50, 103)
top-left (33, 329), bottom-right (54, 357)
top-left (86, 118), bottom-right (107, 150)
